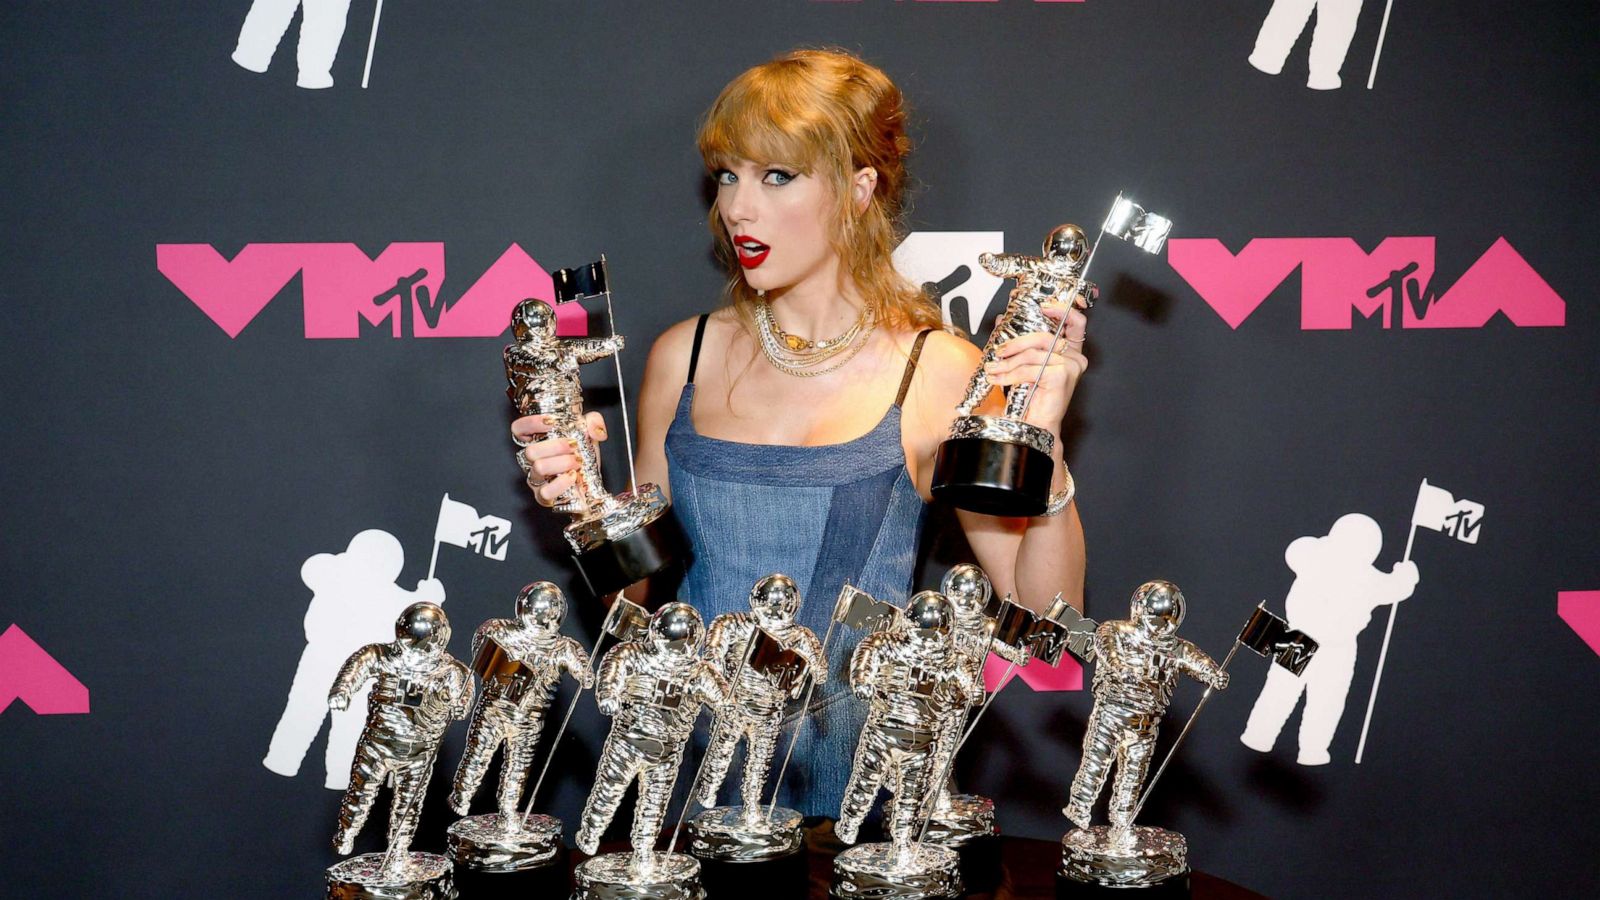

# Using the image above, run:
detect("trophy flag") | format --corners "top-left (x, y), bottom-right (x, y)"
top-left (428, 493), bottom-right (513, 578)
top-left (1102, 195), bottom-right (1175, 254)
top-left (1356, 477), bottom-right (1485, 763)
top-left (833, 584), bottom-right (901, 632)
top-left (1236, 604), bottom-right (1319, 676)
top-left (746, 627), bottom-right (808, 694)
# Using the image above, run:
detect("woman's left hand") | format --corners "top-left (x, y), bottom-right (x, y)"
top-left (982, 298), bottom-right (1089, 432)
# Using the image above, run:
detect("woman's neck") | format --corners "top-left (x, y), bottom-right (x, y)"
top-left (765, 276), bottom-right (867, 339)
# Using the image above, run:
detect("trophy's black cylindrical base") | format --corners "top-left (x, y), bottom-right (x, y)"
top-left (931, 437), bottom-right (1055, 517)
top-left (1055, 872), bottom-right (1192, 899)
top-left (700, 847), bottom-right (810, 900)
top-left (452, 856), bottom-right (569, 898)
top-left (572, 511), bottom-right (690, 598)
top-left (956, 833), bottom-right (1003, 895)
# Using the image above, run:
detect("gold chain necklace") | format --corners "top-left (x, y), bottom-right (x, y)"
top-left (754, 300), bottom-right (876, 377)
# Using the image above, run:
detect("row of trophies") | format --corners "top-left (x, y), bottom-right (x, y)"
top-left (323, 569), bottom-right (1317, 900)
top-left (323, 197), bottom-right (1324, 898)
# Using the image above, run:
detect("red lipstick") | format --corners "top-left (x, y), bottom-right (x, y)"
top-left (735, 235), bottom-right (770, 269)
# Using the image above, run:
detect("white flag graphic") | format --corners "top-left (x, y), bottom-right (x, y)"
top-left (433, 493), bottom-right (513, 560)
top-left (1409, 478), bottom-right (1484, 545)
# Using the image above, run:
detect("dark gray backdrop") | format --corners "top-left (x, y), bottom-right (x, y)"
top-left (3, 1), bottom-right (1597, 897)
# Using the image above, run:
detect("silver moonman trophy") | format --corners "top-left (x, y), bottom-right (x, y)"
top-left (685, 574), bottom-right (826, 862)
top-left (573, 603), bottom-right (731, 900)
top-left (932, 195), bottom-right (1173, 517)
top-left (505, 258), bottom-right (687, 596)
top-left (1058, 581), bottom-right (1227, 893)
top-left (833, 591), bottom-right (980, 900)
top-left (922, 565), bottom-right (998, 847)
top-left (325, 602), bottom-right (473, 900)
top-left (443, 582), bottom-right (592, 874)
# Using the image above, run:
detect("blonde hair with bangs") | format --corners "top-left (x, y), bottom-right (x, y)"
top-left (697, 49), bottom-right (942, 334)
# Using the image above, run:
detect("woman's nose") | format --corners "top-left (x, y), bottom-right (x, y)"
top-left (722, 181), bottom-right (755, 225)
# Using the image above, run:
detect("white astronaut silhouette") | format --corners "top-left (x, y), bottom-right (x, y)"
top-left (231, 0), bottom-right (354, 90)
top-left (263, 530), bottom-right (445, 789)
top-left (1239, 514), bottom-right (1418, 765)
top-left (1248, 0), bottom-right (1366, 91)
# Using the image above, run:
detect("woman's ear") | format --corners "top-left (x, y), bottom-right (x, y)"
top-left (851, 167), bottom-right (879, 213)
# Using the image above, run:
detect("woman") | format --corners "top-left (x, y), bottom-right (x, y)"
top-left (513, 49), bottom-right (1088, 819)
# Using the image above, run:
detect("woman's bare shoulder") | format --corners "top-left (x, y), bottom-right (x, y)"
top-left (645, 310), bottom-right (731, 378)
top-left (911, 328), bottom-right (982, 389)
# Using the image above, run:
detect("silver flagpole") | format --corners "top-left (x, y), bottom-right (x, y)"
top-left (917, 655), bottom-right (1015, 842)
top-left (1130, 641), bottom-right (1240, 822)
top-left (1015, 218), bottom-right (1108, 422)
top-left (522, 634), bottom-right (605, 819)
top-left (765, 614), bottom-right (840, 822)
top-left (598, 255), bottom-right (639, 493)
top-left (666, 630), bottom-right (758, 854)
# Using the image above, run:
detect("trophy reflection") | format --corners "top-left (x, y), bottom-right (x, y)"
top-left (1058, 581), bottom-right (1227, 894)
top-left (573, 603), bottom-right (730, 900)
top-left (833, 591), bottom-right (979, 900)
top-left (325, 603), bottom-right (472, 900)
top-left (444, 582), bottom-right (592, 874)
top-left (506, 257), bottom-right (687, 596)
top-left (687, 574), bottom-right (825, 862)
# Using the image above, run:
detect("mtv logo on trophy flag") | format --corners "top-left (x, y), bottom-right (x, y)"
top-left (1237, 604), bottom-right (1319, 676)
top-left (833, 585), bottom-right (900, 632)
top-left (1410, 478), bottom-right (1484, 544)
top-left (1103, 195), bottom-right (1174, 254)
top-left (431, 493), bottom-right (513, 573)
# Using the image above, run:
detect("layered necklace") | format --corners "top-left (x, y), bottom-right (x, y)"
top-left (754, 298), bottom-right (876, 377)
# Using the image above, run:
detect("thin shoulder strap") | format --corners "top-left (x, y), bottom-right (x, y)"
top-left (894, 329), bottom-right (934, 407)
top-left (686, 314), bottom-right (710, 384)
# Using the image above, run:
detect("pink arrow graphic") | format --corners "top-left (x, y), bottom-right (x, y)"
top-left (1557, 591), bottom-right (1600, 658)
top-left (0, 625), bottom-right (90, 715)
top-left (984, 653), bottom-right (1084, 693)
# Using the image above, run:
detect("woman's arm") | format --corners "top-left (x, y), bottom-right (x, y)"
top-left (905, 325), bottom-right (1088, 616)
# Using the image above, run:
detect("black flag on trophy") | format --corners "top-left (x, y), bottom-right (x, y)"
top-left (1236, 604), bottom-right (1320, 676)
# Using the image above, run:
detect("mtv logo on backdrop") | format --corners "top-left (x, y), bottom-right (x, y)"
top-left (157, 243), bottom-right (589, 340)
top-left (893, 232), bottom-right (1007, 336)
top-left (1168, 237), bottom-right (1566, 330)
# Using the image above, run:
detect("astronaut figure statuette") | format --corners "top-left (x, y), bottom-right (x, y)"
top-left (931, 225), bottom-right (1091, 518)
top-left (325, 602), bottom-right (473, 900)
top-left (573, 602), bottom-right (730, 900)
top-left (686, 574), bottom-right (827, 862)
top-left (505, 287), bottom-right (685, 595)
top-left (833, 591), bottom-right (979, 900)
top-left (922, 565), bottom-right (1000, 847)
top-left (443, 582), bottom-right (592, 873)
top-left (1059, 581), bottom-right (1229, 890)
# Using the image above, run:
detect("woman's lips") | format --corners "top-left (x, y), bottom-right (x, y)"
top-left (736, 237), bottom-right (770, 269)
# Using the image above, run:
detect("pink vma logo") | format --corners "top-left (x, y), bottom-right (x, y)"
top-left (1168, 237), bottom-right (1566, 330)
top-left (156, 243), bottom-right (590, 339)
top-left (0, 625), bottom-right (89, 716)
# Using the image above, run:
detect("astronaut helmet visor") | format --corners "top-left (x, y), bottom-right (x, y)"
top-left (649, 602), bottom-right (704, 654)
top-left (510, 298), bottom-right (557, 343)
top-left (1129, 580), bottom-right (1185, 636)
top-left (749, 573), bottom-right (801, 625)
top-left (1043, 223), bottom-right (1089, 264)
top-left (396, 602), bottom-right (452, 652)
top-left (515, 581), bottom-right (566, 630)
top-left (939, 564), bottom-right (992, 622)
top-left (904, 591), bottom-right (955, 648)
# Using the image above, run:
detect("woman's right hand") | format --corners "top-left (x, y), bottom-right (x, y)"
top-left (511, 411), bottom-right (608, 506)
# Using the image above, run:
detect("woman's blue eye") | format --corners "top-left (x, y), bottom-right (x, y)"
top-left (714, 170), bottom-right (736, 185)
top-left (763, 169), bottom-right (795, 186)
